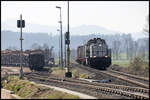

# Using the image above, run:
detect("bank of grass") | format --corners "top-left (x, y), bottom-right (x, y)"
top-left (1, 76), bottom-right (80, 99)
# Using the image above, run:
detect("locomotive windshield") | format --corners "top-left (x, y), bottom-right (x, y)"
top-left (89, 38), bottom-right (108, 58)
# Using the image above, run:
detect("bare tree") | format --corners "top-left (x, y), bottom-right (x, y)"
top-left (43, 43), bottom-right (49, 50)
top-left (133, 41), bottom-right (138, 57)
top-left (7, 46), bottom-right (18, 50)
top-left (49, 46), bottom-right (54, 58)
top-left (42, 43), bottom-right (50, 63)
top-left (143, 15), bottom-right (149, 35)
top-left (31, 43), bottom-right (42, 50)
top-left (112, 40), bottom-right (121, 60)
top-left (145, 38), bottom-right (149, 59)
top-left (124, 35), bottom-right (130, 60)
top-left (128, 39), bottom-right (134, 60)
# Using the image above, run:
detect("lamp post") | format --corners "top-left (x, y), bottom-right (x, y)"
top-left (57, 29), bottom-right (61, 66)
top-left (64, 33), bottom-right (66, 67)
top-left (56, 6), bottom-right (63, 68)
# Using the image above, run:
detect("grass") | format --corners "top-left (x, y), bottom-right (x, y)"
top-left (47, 91), bottom-right (80, 99)
top-left (71, 69), bottom-right (90, 79)
top-left (112, 60), bottom-right (130, 67)
top-left (72, 69), bottom-right (78, 78)
top-left (51, 66), bottom-right (65, 71)
top-left (112, 53), bottom-right (127, 60)
top-left (79, 73), bottom-right (89, 78)
top-left (112, 52), bottom-right (149, 60)
top-left (2, 76), bottom-right (34, 98)
top-left (111, 57), bottom-right (149, 78)
top-left (2, 75), bottom-right (80, 99)
top-left (55, 58), bottom-right (60, 65)
top-left (51, 66), bottom-right (66, 77)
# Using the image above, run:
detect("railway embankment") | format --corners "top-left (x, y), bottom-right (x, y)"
top-left (1, 76), bottom-right (80, 99)
top-left (1, 88), bottom-right (22, 99)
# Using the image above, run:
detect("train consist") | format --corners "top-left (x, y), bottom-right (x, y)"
top-left (1, 50), bottom-right (29, 67)
top-left (76, 38), bottom-right (111, 69)
top-left (1, 49), bottom-right (55, 71)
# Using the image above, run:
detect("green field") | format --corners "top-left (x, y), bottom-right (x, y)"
top-left (112, 60), bottom-right (130, 67)
top-left (112, 59), bottom-right (149, 68)
top-left (55, 58), bottom-right (59, 65)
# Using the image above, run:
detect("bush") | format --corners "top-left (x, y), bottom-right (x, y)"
top-left (128, 56), bottom-right (149, 77)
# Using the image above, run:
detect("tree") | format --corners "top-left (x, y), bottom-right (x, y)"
top-left (136, 38), bottom-right (148, 60)
top-left (124, 34), bottom-right (134, 60)
top-left (31, 43), bottom-right (42, 50)
top-left (49, 46), bottom-right (54, 57)
top-left (7, 46), bottom-right (18, 50)
top-left (133, 41), bottom-right (138, 57)
top-left (43, 43), bottom-right (49, 50)
top-left (42, 43), bottom-right (50, 62)
top-left (112, 40), bottom-right (121, 60)
top-left (143, 15), bottom-right (149, 35)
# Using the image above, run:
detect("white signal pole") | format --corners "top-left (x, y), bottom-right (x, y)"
top-left (19, 14), bottom-right (24, 80)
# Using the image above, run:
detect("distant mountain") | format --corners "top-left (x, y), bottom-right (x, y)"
top-left (70, 25), bottom-right (121, 35)
top-left (2, 19), bottom-right (57, 34)
top-left (2, 19), bottom-right (121, 34)
top-left (2, 19), bottom-right (147, 40)
top-left (1, 30), bottom-right (58, 51)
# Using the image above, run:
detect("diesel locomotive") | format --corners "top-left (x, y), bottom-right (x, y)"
top-left (76, 38), bottom-right (111, 70)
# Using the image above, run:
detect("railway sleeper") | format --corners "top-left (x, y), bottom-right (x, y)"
top-left (27, 75), bottom-right (149, 99)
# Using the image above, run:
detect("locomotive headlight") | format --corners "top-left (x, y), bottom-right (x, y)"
top-left (99, 44), bottom-right (102, 47)
top-left (105, 55), bottom-right (108, 58)
top-left (93, 56), bottom-right (96, 58)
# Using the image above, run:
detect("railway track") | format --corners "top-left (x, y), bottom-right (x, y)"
top-left (107, 70), bottom-right (149, 88)
top-left (25, 72), bottom-right (149, 93)
top-left (109, 70), bottom-right (149, 82)
top-left (23, 72), bottom-right (149, 99)
top-left (71, 63), bottom-right (149, 89)
top-left (3, 66), bottom-right (149, 99)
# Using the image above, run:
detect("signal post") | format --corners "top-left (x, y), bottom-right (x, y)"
top-left (17, 14), bottom-right (25, 80)
top-left (65, 1), bottom-right (72, 77)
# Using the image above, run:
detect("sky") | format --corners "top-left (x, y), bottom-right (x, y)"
top-left (1, 1), bottom-right (149, 33)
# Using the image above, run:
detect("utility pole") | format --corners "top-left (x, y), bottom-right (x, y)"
top-left (56, 6), bottom-right (63, 69)
top-left (64, 33), bottom-right (66, 67)
top-left (17, 14), bottom-right (25, 80)
top-left (65, 1), bottom-right (72, 77)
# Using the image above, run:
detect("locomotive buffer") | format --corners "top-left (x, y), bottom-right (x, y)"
top-left (17, 14), bottom-right (25, 80)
